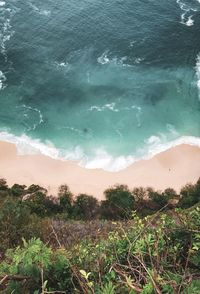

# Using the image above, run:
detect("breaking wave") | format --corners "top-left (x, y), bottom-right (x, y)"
top-left (1, 131), bottom-right (200, 172)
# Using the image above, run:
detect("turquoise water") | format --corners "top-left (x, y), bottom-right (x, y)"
top-left (0, 0), bottom-right (200, 170)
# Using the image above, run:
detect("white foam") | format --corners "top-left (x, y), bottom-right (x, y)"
top-left (195, 53), bottom-right (200, 100)
top-left (0, 131), bottom-right (61, 158)
top-left (146, 135), bottom-right (161, 145)
top-left (59, 62), bottom-right (68, 67)
top-left (16, 104), bottom-right (44, 131)
top-left (88, 103), bottom-right (142, 126)
top-left (129, 40), bottom-right (136, 48)
top-left (0, 131), bottom-right (200, 172)
top-left (97, 51), bottom-right (110, 64)
top-left (88, 103), bottom-right (119, 112)
top-left (40, 10), bottom-right (51, 16)
top-left (186, 16), bottom-right (194, 26)
top-left (144, 136), bottom-right (200, 160)
top-left (0, 5), bottom-right (16, 60)
top-left (97, 51), bottom-right (131, 67)
top-left (0, 70), bottom-right (6, 90)
top-left (54, 61), bottom-right (71, 72)
top-left (176, 0), bottom-right (196, 27)
top-left (0, 131), bottom-right (85, 162)
top-left (80, 149), bottom-right (135, 171)
top-left (134, 57), bottom-right (144, 64)
top-left (29, 2), bottom-right (51, 16)
top-left (81, 132), bottom-right (196, 171)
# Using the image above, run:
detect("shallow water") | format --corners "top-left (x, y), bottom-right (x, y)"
top-left (0, 0), bottom-right (200, 170)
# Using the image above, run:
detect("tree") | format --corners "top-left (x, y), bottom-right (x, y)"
top-left (133, 187), bottom-right (152, 216)
top-left (58, 185), bottom-right (73, 215)
top-left (0, 178), bottom-right (8, 191)
top-left (148, 188), bottom-right (170, 210)
top-left (179, 179), bottom-right (200, 208)
top-left (0, 199), bottom-right (48, 252)
top-left (10, 184), bottom-right (26, 197)
top-left (101, 185), bottom-right (135, 219)
top-left (73, 194), bottom-right (99, 220)
top-left (162, 188), bottom-right (177, 200)
top-left (23, 191), bottom-right (47, 217)
top-left (132, 187), bottom-right (148, 201)
top-left (43, 196), bottom-right (61, 216)
top-left (27, 184), bottom-right (47, 194)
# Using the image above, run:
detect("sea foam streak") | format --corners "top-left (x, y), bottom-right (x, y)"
top-left (16, 104), bottom-right (44, 132)
top-left (0, 70), bottom-right (6, 89)
top-left (29, 2), bottom-right (51, 16)
top-left (97, 51), bottom-right (131, 67)
top-left (1, 131), bottom-right (200, 172)
top-left (176, 0), bottom-right (196, 27)
top-left (0, 2), bottom-right (16, 58)
top-left (196, 53), bottom-right (200, 99)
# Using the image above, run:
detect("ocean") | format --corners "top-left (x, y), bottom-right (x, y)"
top-left (0, 0), bottom-right (200, 171)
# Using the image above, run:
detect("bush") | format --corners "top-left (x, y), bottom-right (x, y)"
top-left (101, 184), bottom-right (135, 219)
top-left (0, 199), bottom-right (51, 254)
top-left (148, 189), bottom-right (167, 208)
top-left (68, 207), bottom-right (200, 293)
top-left (179, 179), bottom-right (200, 208)
top-left (0, 206), bottom-right (200, 293)
top-left (0, 179), bottom-right (8, 191)
top-left (27, 184), bottom-right (47, 194)
top-left (0, 238), bottom-right (72, 293)
top-left (0, 179), bottom-right (9, 200)
top-left (73, 194), bottom-right (99, 220)
top-left (10, 184), bottom-right (26, 197)
top-left (58, 184), bottom-right (73, 216)
top-left (23, 191), bottom-right (48, 217)
top-left (162, 187), bottom-right (177, 200)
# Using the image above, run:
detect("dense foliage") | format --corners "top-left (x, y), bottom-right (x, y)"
top-left (0, 178), bottom-right (199, 293)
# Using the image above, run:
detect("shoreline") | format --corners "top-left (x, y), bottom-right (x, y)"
top-left (0, 141), bottom-right (200, 199)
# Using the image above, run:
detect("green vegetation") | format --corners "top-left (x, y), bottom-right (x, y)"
top-left (0, 178), bottom-right (199, 293)
top-left (101, 185), bottom-right (135, 219)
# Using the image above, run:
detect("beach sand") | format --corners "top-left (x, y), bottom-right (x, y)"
top-left (0, 141), bottom-right (200, 199)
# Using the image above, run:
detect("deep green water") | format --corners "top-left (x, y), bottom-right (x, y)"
top-left (0, 0), bottom-right (200, 170)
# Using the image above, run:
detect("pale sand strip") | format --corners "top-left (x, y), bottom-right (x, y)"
top-left (0, 141), bottom-right (200, 200)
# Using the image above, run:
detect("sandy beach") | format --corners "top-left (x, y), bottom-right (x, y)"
top-left (0, 141), bottom-right (200, 199)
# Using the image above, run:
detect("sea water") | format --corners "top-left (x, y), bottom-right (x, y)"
top-left (0, 0), bottom-right (200, 171)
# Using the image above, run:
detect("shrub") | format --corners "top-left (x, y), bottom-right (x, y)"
top-left (132, 187), bottom-right (148, 201)
top-left (27, 184), bottom-right (47, 194)
top-left (10, 183), bottom-right (26, 197)
top-left (0, 199), bottom-right (51, 254)
top-left (58, 184), bottom-right (73, 216)
top-left (162, 187), bottom-right (177, 200)
top-left (148, 189), bottom-right (167, 209)
top-left (23, 191), bottom-right (48, 217)
top-left (0, 179), bottom-right (9, 200)
top-left (0, 206), bottom-right (200, 293)
top-left (73, 194), bottom-right (99, 220)
top-left (0, 238), bottom-right (72, 293)
top-left (101, 184), bottom-right (135, 219)
top-left (0, 179), bottom-right (8, 191)
top-left (179, 179), bottom-right (200, 208)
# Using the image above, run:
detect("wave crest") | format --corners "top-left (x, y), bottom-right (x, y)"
top-left (0, 131), bottom-right (200, 172)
